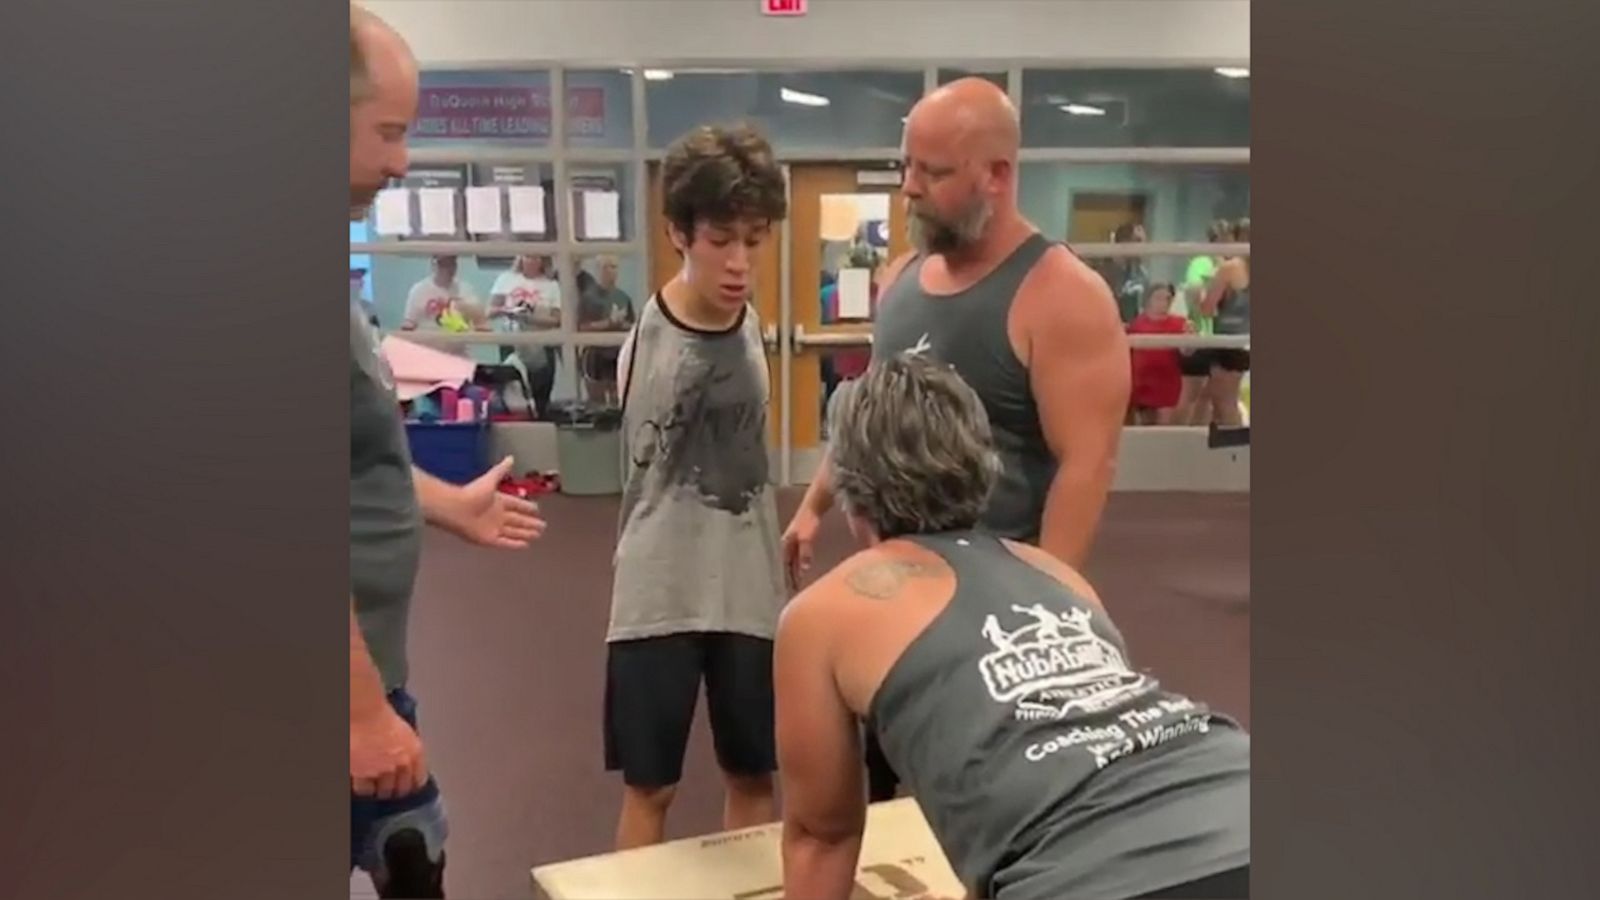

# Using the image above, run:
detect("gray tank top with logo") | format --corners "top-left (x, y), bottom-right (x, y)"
top-left (608, 295), bottom-right (786, 643)
top-left (871, 234), bottom-right (1057, 543)
top-left (868, 532), bottom-right (1250, 900)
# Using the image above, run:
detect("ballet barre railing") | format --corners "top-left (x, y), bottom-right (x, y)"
top-left (381, 328), bottom-right (1251, 352)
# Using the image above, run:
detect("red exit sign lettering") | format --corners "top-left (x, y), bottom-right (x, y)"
top-left (763, 0), bottom-right (807, 16)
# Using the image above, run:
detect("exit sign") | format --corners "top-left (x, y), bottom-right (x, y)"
top-left (763, 0), bottom-right (807, 15)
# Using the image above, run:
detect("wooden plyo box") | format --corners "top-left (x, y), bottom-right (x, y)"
top-left (531, 798), bottom-right (965, 900)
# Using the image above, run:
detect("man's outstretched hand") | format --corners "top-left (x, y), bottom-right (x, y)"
top-left (443, 456), bottom-right (547, 549)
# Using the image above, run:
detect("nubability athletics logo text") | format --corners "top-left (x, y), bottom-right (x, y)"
top-left (978, 604), bottom-right (1152, 721)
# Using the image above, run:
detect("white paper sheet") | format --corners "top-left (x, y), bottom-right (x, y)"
top-left (465, 186), bottom-right (504, 235)
top-left (508, 185), bottom-right (547, 233)
top-left (581, 190), bottom-right (622, 240)
top-left (417, 187), bottom-right (458, 236)
top-left (837, 267), bottom-right (873, 319)
top-left (373, 187), bottom-right (412, 236)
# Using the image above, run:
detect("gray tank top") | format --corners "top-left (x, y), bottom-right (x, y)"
top-left (871, 235), bottom-right (1057, 543)
top-left (868, 532), bottom-right (1250, 900)
top-left (608, 295), bottom-right (786, 642)
top-left (1214, 272), bottom-right (1251, 335)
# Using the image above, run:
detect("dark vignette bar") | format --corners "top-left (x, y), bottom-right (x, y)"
top-left (0, 1), bottom-right (348, 897)
top-left (2, 0), bottom-right (1597, 898)
top-left (1257, 0), bottom-right (1600, 897)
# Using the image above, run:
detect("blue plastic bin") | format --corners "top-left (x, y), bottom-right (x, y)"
top-left (405, 420), bottom-right (491, 485)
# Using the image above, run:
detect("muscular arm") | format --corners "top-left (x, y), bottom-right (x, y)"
top-left (1024, 254), bottom-right (1130, 569)
top-left (776, 594), bottom-right (866, 899)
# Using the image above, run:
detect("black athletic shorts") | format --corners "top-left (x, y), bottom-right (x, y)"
top-left (603, 631), bottom-right (776, 788)
top-left (1187, 348), bottom-right (1252, 374)
top-left (1178, 350), bottom-right (1212, 378)
top-left (1210, 349), bottom-right (1251, 373)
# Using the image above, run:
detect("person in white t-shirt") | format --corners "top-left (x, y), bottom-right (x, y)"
top-left (401, 255), bottom-right (486, 336)
top-left (490, 254), bottom-right (562, 416)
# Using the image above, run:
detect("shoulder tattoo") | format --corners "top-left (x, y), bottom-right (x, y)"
top-left (847, 559), bottom-right (939, 600)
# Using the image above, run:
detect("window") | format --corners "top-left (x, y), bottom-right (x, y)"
top-left (1020, 68), bottom-right (1250, 147)
top-left (366, 254), bottom-right (509, 366)
top-left (350, 221), bottom-right (373, 305)
top-left (354, 63), bottom-right (1249, 449)
top-left (565, 162), bottom-right (636, 243)
top-left (573, 253), bottom-right (645, 334)
top-left (572, 253), bottom-right (646, 405)
top-left (646, 69), bottom-right (921, 149)
top-left (937, 68), bottom-right (1008, 93)
top-left (1019, 161), bottom-right (1250, 285)
top-left (565, 69), bottom-right (634, 150)
top-left (357, 163), bottom-right (558, 244)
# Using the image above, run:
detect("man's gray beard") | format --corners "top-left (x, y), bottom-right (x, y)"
top-left (908, 197), bottom-right (994, 256)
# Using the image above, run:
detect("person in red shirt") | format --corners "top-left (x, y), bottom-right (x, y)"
top-left (1127, 283), bottom-right (1192, 425)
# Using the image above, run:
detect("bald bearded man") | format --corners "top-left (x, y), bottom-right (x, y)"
top-left (782, 79), bottom-right (1130, 804)
top-left (785, 78), bottom-right (1128, 577)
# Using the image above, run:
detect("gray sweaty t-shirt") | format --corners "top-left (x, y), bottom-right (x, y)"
top-left (350, 300), bottom-right (422, 689)
top-left (608, 294), bottom-right (786, 642)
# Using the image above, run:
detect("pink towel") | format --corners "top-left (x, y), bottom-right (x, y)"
top-left (381, 335), bottom-right (477, 402)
